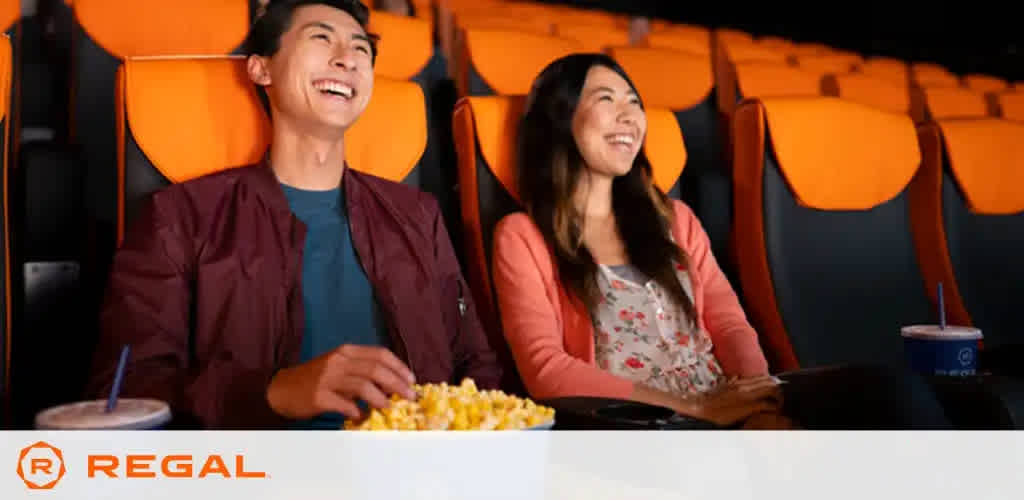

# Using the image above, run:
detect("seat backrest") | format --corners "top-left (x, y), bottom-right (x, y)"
top-left (794, 54), bottom-right (861, 75)
top-left (734, 61), bottom-right (824, 101)
top-left (857, 57), bottom-right (909, 85)
top-left (555, 23), bottom-right (629, 53)
top-left (996, 92), bottom-right (1024, 122)
top-left (460, 29), bottom-right (581, 97)
top-left (910, 119), bottom-right (1024, 349)
top-left (912, 62), bottom-right (959, 88)
top-left (369, 11), bottom-right (434, 82)
top-left (453, 96), bottom-right (686, 334)
top-left (912, 87), bottom-right (991, 123)
top-left (116, 56), bottom-right (427, 242)
top-left (714, 28), bottom-right (754, 46)
top-left (0, 34), bottom-right (10, 426)
top-left (757, 36), bottom-right (795, 53)
top-left (791, 42), bottom-right (830, 57)
top-left (731, 97), bottom-right (928, 371)
top-left (72, 0), bottom-right (250, 229)
top-left (963, 74), bottom-right (1008, 93)
top-left (823, 72), bottom-right (911, 115)
top-left (644, 30), bottom-right (711, 57)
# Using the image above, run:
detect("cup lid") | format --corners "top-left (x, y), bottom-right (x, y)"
top-left (901, 325), bottom-right (983, 341)
top-left (35, 399), bottom-right (171, 430)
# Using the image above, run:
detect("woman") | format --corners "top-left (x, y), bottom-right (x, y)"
top-left (493, 54), bottom-right (954, 430)
top-left (491, 54), bottom-right (785, 427)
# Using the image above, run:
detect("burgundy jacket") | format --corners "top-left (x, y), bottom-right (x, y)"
top-left (87, 163), bottom-right (503, 428)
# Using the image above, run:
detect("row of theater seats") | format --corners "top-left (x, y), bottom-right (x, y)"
top-left (0, 0), bottom-right (1021, 426)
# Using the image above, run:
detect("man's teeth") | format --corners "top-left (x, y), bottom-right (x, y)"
top-left (313, 81), bottom-right (354, 98)
top-left (608, 134), bottom-right (635, 145)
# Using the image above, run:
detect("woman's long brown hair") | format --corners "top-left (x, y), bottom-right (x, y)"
top-left (517, 54), bottom-right (697, 324)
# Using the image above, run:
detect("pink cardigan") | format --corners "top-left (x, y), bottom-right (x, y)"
top-left (492, 200), bottom-right (769, 400)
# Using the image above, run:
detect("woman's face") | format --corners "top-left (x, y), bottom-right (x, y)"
top-left (571, 65), bottom-right (647, 179)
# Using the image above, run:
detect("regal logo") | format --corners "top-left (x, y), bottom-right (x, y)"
top-left (17, 441), bottom-right (67, 489)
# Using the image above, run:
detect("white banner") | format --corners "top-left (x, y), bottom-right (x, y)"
top-left (2, 431), bottom-right (1022, 500)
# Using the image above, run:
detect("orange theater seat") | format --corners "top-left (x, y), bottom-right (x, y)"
top-left (555, 23), bottom-right (630, 53)
top-left (370, 11), bottom-right (435, 82)
top-left (71, 0), bottom-right (250, 238)
top-left (458, 29), bottom-right (581, 97)
top-left (644, 29), bottom-right (711, 57)
top-left (822, 72), bottom-right (911, 115)
top-left (757, 36), bottom-right (794, 53)
top-left (794, 54), bottom-right (862, 75)
top-left (722, 61), bottom-right (824, 116)
top-left (857, 57), bottom-right (909, 85)
top-left (1, 0), bottom-right (18, 168)
top-left (115, 56), bottom-right (428, 242)
top-left (714, 28), bottom-right (754, 46)
top-left (996, 92), bottom-right (1024, 122)
top-left (453, 96), bottom-right (686, 353)
top-left (912, 62), bottom-right (959, 88)
top-left (910, 118), bottom-right (1024, 351)
top-left (731, 96), bottom-right (929, 371)
top-left (791, 42), bottom-right (830, 57)
top-left (963, 74), bottom-right (1009, 93)
top-left (0, 34), bottom-right (10, 427)
top-left (911, 87), bottom-right (991, 123)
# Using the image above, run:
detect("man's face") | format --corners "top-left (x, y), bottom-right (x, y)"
top-left (249, 5), bottom-right (374, 135)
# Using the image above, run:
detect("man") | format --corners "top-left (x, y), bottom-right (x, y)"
top-left (87, 0), bottom-right (502, 429)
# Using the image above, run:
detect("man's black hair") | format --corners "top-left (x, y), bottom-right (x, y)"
top-left (244, 0), bottom-right (379, 64)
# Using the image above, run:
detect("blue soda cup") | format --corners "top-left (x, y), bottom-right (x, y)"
top-left (901, 325), bottom-right (983, 376)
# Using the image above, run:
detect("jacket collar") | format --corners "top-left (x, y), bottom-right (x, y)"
top-left (244, 156), bottom-right (373, 218)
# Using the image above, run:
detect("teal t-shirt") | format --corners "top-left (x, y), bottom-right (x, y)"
top-left (280, 183), bottom-right (388, 429)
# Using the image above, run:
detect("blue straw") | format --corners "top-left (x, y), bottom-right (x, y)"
top-left (106, 345), bottom-right (131, 413)
top-left (938, 282), bottom-right (946, 330)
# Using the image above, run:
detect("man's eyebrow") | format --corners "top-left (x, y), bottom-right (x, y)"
top-left (300, 21), bottom-right (335, 33)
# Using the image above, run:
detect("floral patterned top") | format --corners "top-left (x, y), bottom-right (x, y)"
top-left (591, 263), bottom-right (725, 397)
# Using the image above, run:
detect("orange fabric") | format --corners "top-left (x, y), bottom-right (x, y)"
top-left (857, 57), bottom-right (909, 84)
top-left (0, 34), bottom-right (9, 121)
top-left (452, 97), bottom-right (497, 331)
top-left (907, 124), bottom-right (973, 327)
top-left (1014, 82), bottom-right (1023, 91)
top-left (729, 99), bottom-right (800, 371)
top-left (456, 13), bottom-right (553, 36)
top-left (833, 73), bottom-right (911, 114)
top-left (491, 200), bottom-right (768, 400)
top-left (644, 108), bottom-right (687, 191)
top-left (724, 40), bottom-right (789, 64)
top-left (608, 46), bottom-right (712, 110)
top-left (998, 92), bottom-right (1024, 122)
top-left (555, 23), bottom-right (629, 53)
top-left (121, 57), bottom-right (271, 186)
top-left (923, 87), bottom-right (989, 120)
top-left (345, 78), bottom-right (428, 182)
top-left (937, 119), bottom-right (1024, 215)
top-left (715, 29), bottom-right (754, 45)
top-left (792, 42), bottom-right (830, 56)
top-left (734, 62), bottom-right (823, 100)
top-left (758, 36), bottom-right (794, 52)
top-left (659, 24), bottom-right (711, 38)
top-left (74, 0), bottom-right (247, 58)
top-left (369, 11), bottom-right (433, 81)
top-left (467, 96), bottom-right (524, 201)
top-left (795, 54), bottom-right (861, 75)
top-left (963, 74), bottom-right (1008, 93)
top-left (468, 96), bottom-right (686, 199)
top-left (644, 30), bottom-right (711, 56)
top-left (0, 0), bottom-right (17, 32)
top-left (912, 63), bottom-right (959, 88)
top-left (465, 29), bottom-right (581, 95)
top-left (762, 97), bottom-right (921, 210)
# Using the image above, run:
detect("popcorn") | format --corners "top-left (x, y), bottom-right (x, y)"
top-left (344, 379), bottom-right (555, 431)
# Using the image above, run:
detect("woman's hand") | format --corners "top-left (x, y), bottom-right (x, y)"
top-left (674, 375), bottom-right (784, 427)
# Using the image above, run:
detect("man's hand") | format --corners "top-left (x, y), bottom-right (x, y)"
top-left (266, 345), bottom-right (416, 420)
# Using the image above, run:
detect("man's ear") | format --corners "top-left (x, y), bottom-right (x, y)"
top-left (247, 55), bottom-right (272, 86)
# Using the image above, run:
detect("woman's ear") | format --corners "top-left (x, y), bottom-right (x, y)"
top-left (247, 55), bottom-right (272, 87)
